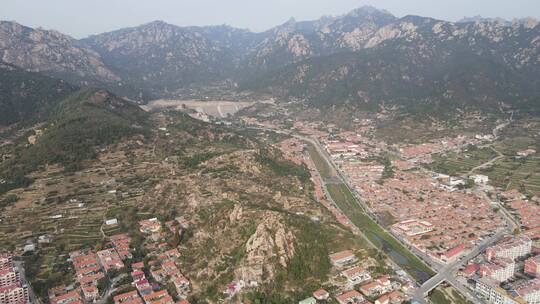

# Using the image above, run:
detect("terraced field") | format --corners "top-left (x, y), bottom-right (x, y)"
top-left (479, 157), bottom-right (540, 194)
top-left (0, 140), bottom-right (158, 251)
top-left (429, 147), bottom-right (498, 176)
top-left (476, 123), bottom-right (540, 194)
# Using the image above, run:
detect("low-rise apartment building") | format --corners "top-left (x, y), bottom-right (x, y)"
top-left (524, 255), bottom-right (540, 277)
top-left (515, 278), bottom-right (540, 304)
top-left (0, 284), bottom-right (29, 304)
top-left (486, 236), bottom-right (532, 262)
top-left (480, 258), bottom-right (516, 283)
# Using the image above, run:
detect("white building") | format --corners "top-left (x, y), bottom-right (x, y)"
top-left (480, 258), bottom-right (515, 283)
top-left (329, 250), bottom-right (357, 266)
top-left (104, 218), bottom-right (118, 226)
top-left (0, 284), bottom-right (29, 304)
top-left (470, 174), bottom-right (489, 185)
top-left (515, 278), bottom-right (540, 304)
top-left (392, 219), bottom-right (434, 236)
top-left (486, 236), bottom-right (532, 262)
top-left (475, 277), bottom-right (526, 304)
top-left (342, 266), bottom-right (371, 285)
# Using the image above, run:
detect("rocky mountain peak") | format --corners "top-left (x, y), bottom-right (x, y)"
top-left (514, 17), bottom-right (540, 29)
top-left (0, 20), bottom-right (120, 84)
top-left (347, 5), bottom-right (394, 19)
top-left (458, 16), bottom-right (511, 25)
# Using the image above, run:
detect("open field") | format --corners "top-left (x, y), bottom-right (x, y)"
top-left (479, 156), bottom-right (540, 194)
top-left (430, 285), bottom-right (474, 304)
top-left (374, 115), bottom-right (498, 144)
top-left (474, 120), bottom-right (540, 195)
top-left (426, 118), bottom-right (540, 195)
top-left (429, 147), bottom-right (498, 176)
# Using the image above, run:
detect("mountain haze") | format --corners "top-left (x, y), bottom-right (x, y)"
top-left (242, 15), bottom-right (540, 114)
top-left (0, 6), bottom-right (539, 114)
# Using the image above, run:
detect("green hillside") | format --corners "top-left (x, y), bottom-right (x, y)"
top-left (0, 89), bottom-right (149, 194)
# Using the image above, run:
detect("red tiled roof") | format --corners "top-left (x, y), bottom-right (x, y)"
top-left (444, 244), bottom-right (465, 258)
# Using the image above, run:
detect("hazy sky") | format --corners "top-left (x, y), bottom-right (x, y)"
top-left (2, 0), bottom-right (540, 38)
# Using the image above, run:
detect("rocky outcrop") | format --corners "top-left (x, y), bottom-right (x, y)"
top-left (0, 21), bottom-right (120, 84)
top-left (235, 213), bottom-right (295, 282)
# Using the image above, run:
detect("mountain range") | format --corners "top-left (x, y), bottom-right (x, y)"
top-left (1, 6), bottom-right (539, 119)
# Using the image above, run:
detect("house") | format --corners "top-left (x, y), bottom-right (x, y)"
top-left (23, 244), bottom-right (35, 253)
top-left (81, 285), bottom-right (99, 302)
top-left (50, 290), bottom-right (82, 304)
top-left (151, 268), bottom-right (166, 283)
top-left (97, 249), bottom-right (124, 272)
top-left (449, 178), bottom-right (465, 187)
top-left (132, 262), bottom-right (145, 270)
top-left (329, 250), bottom-right (357, 266)
top-left (525, 255), bottom-right (540, 276)
top-left (441, 244), bottom-right (466, 263)
top-left (515, 278), bottom-right (540, 304)
top-left (0, 267), bottom-right (21, 287)
top-left (134, 279), bottom-right (152, 295)
top-left (114, 290), bottom-right (143, 304)
top-left (164, 249), bottom-right (180, 259)
top-left (161, 260), bottom-right (180, 277)
top-left (299, 297), bottom-right (317, 304)
top-left (131, 269), bottom-right (145, 281)
top-left (313, 289), bottom-right (330, 300)
top-left (164, 221), bottom-right (178, 233)
top-left (48, 285), bottom-right (68, 300)
top-left (0, 255), bottom-right (12, 268)
top-left (0, 284), bottom-right (29, 304)
top-left (486, 236), bottom-right (532, 261)
top-left (462, 263), bottom-right (480, 277)
top-left (142, 290), bottom-right (174, 304)
top-left (360, 277), bottom-right (393, 297)
top-left (110, 234), bottom-right (132, 260)
top-left (342, 266), bottom-right (371, 285)
top-left (375, 291), bottom-right (405, 304)
top-left (38, 234), bottom-right (53, 244)
top-left (139, 218), bottom-right (161, 234)
top-left (475, 277), bottom-right (527, 304)
top-left (78, 273), bottom-right (105, 287)
top-left (335, 290), bottom-right (365, 304)
top-left (172, 275), bottom-right (190, 296)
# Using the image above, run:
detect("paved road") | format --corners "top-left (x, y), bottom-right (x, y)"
top-left (475, 188), bottom-right (520, 233)
top-left (247, 125), bottom-right (506, 303)
top-left (468, 146), bottom-right (504, 174)
top-left (14, 260), bottom-right (41, 304)
top-left (298, 133), bottom-right (422, 292)
top-left (96, 274), bottom-right (127, 304)
top-left (300, 133), bottom-right (513, 304)
top-left (412, 228), bottom-right (508, 303)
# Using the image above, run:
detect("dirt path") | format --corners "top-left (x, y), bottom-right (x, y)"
top-left (468, 146), bottom-right (504, 175)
